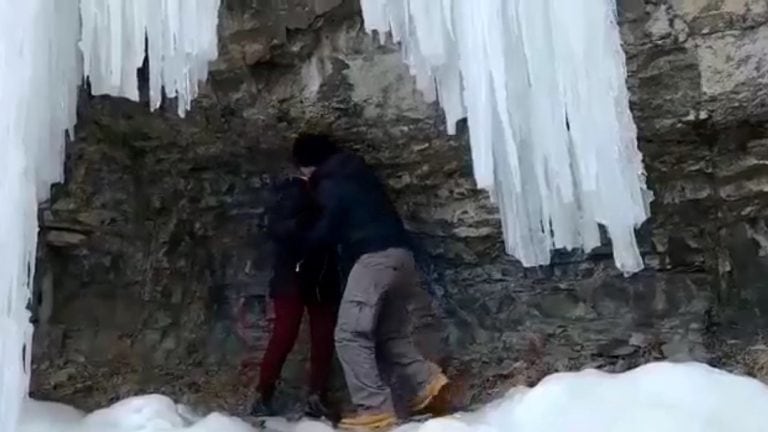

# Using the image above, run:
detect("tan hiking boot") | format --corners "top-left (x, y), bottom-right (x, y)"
top-left (410, 372), bottom-right (450, 414)
top-left (338, 412), bottom-right (397, 431)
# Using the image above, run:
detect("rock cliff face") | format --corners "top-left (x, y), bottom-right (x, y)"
top-left (29, 0), bottom-right (768, 413)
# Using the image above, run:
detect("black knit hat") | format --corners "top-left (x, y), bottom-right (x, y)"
top-left (292, 133), bottom-right (339, 168)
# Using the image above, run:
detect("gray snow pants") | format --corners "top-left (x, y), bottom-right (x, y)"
top-left (335, 248), bottom-right (437, 414)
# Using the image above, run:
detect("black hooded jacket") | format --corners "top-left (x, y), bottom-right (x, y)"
top-left (305, 152), bottom-right (411, 266)
top-left (267, 177), bottom-right (340, 304)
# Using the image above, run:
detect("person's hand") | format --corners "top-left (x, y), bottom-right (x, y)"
top-left (292, 170), bottom-right (309, 181)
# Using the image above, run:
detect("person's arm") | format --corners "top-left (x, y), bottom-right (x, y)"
top-left (303, 181), bottom-right (342, 251)
top-left (267, 215), bottom-right (300, 242)
top-left (266, 181), bottom-right (303, 242)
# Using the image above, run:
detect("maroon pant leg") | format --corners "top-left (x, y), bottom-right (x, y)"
top-left (307, 302), bottom-right (339, 395)
top-left (258, 294), bottom-right (304, 396)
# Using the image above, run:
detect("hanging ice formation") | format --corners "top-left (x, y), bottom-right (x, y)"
top-left (361, 0), bottom-right (652, 274)
top-left (0, 1), bottom-right (220, 430)
top-left (80, 0), bottom-right (221, 117)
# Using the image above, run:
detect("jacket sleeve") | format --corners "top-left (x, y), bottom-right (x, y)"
top-left (303, 181), bottom-right (342, 251)
top-left (267, 215), bottom-right (300, 242)
top-left (266, 186), bottom-right (302, 242)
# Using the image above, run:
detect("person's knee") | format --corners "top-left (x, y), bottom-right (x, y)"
top-left (334, 333), bottom-right (358, 363)
top-left (272, 322), bottom-right (302, 346)
top-left (334, 324), bottom-right (348, 343)
top-left (337, 299), bottom-right (377, 332)
top-left (335, 322), bottom-right (378, 356)
top-left (334, 321), bottom-right (367, 343)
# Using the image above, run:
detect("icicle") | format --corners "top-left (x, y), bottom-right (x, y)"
top-left (453, 0), bottom-right (496, 191)
top-left (360, 0), bottom-right (651, 274)
top-left (80, 0), bottom-right (221, 117)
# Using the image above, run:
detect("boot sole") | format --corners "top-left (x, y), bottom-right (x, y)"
top-left (410, 373), bottom-right (450, 414)
top-left (339, 415), bottom-right (397, 431)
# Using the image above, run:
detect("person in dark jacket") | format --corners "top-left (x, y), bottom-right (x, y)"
top-left (292, 134), bottom-right (450, 430)
top-left (250, 176), bottom-right (341, 418)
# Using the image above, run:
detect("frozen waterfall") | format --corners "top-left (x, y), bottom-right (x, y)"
top-left (0, 0), bottom-right (220, 430)
top-left (4, 0), bottom-right (652, 429)
top-left (360, 0), bottom-right (652, 274)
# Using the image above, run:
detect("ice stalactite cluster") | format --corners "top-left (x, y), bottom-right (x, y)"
top-left (0, 1), bottom-right (220, 430)
top-left (361, 0), bottom-right (652, 274)
top-left (80, 0), bottom-right (221, 117)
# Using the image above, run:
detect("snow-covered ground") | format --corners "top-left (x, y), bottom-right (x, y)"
top-left (17, 362), bottom-right (768, 432)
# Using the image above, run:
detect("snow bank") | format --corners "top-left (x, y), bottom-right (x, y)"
top-left (17, 401), bottom-right (84, 432)
top-left (19, 362), bottom-right (768, 432)
top-left (18, 395), bottom-right (253, 432)
top-left (405, 362), bottom-right (768, 432)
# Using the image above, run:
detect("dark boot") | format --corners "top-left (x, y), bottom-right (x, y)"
top-left (305, 393), bottom-right (334, 420)
top-left (250, 391), bottom-right (276, 417)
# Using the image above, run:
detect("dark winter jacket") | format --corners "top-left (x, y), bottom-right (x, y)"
top-left (267, 177), bottom-right (340, 304)
top-left (305, 151), bottom-right (411, 266)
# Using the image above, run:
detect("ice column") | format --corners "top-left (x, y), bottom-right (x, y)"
top-left (1, 1), bottom-right (221, 429)
top-left (360, 0), bottom-right (652, 274)
top-left (0, 1), bottom-right (81, 430)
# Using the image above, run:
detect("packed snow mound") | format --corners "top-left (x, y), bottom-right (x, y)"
top-left (18, 395), bottom-right (254, 432)
top-left (18, 401), bottom-right (84, 432)
top-left (18, 362), bottom-right (768, 432)
top-left (415, 361), bottom-right (768, 432)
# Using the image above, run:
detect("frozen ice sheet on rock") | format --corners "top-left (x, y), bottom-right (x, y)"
top-left (1, 0), bottom-right (82, 430)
